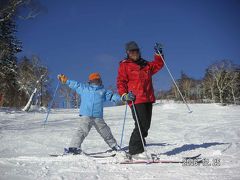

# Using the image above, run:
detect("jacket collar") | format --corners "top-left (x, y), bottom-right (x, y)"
top-left (89, 84), bottom-right (104, 90)
top-left (121, 58), bottom-right (148, 68)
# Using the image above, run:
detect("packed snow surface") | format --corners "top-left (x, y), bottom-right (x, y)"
top-left (0, 102), bottom-right (239, 180)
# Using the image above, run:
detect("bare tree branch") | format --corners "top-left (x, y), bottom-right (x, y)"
top-left (0, 0), bottom-right (46, 22)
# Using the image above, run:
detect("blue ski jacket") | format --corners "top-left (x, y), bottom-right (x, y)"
top-left (66, 80), bottom-right (121, 118)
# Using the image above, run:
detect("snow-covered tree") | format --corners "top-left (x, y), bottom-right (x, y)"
top-left (0, 18), bottom-right (22, 107)
top-left (0, 0), bottom-right (45, 23)
top-left (0, 0), bottom-right (46, 107)
top-left (227, 67), bottom-right (240, 104)
top-left (179, 72), bottom-right (193, 100)
top-left (207, 60), bottom-right (239, 105)
top-left (71, 91), bottom-right (80, 109)
top-left (17, 56), bottom-right (51, 111)
top-left (59, 85), bottom-right (73, 109)
top-left (202, 71), bottom-right (216, 102)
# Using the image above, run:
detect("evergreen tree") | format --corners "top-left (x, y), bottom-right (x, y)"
top-left (0, 18), bottom-right (22, 106)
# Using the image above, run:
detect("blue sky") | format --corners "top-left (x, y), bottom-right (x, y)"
top-left (17, 0), bottom-right (240, 91)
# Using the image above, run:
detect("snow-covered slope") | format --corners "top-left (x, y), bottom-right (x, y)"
top-left (0, 103), bottom-right (239, 180)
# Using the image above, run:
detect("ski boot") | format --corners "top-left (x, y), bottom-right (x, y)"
top-left (111, 145), bottom-right (121, 152)
top-left (130, 152), bottom-right (150, 161)
top-left (64, 147), bottom-right (82, 155)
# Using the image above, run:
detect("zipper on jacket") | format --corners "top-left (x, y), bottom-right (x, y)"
top-left (92, 91), bottom-right (95, 117)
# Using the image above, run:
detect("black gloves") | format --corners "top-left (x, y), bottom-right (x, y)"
top-left (154, 43), bottom-right (164, 56)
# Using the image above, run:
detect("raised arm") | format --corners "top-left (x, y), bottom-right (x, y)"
top-left (148, 54), bottom-right (164, 75)
top-left (57, 74), bottom-right (86, 95)
top-left (66, 80), bottom-right (86, 95)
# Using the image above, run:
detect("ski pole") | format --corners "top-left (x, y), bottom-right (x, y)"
top-left (131, 101), bottom-right (150, 163)
top-left (155, 43), bottom-right (192, 113)
top-left (43, 81), bottom-right (60, 126)
top-left (120, 103), bottom-right (128, 149)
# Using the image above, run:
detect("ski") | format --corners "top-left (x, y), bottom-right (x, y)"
top-left (120, 159), bottom-right (201, 164)
top-left (151, 153), bottom-right (201, 160)
top-left (49, 152), bottom-right (202, 164)
top-left (49, 154), bottom-right (64, 157)
top-left (120, 154), bottom-right (202, 164)
top-left (49, 152), bottom-right (116, 158)
top-left (83, 149), bottom-right (115, 156)
top-left (85, 153), bottom-right (116, 158)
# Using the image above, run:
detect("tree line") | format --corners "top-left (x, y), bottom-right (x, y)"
top-left (156, 60), bottom-right (240, 105)
top-left (0, 0), bottom-right (51, 110)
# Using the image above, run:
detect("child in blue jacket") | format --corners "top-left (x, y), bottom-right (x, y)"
top-left (58, 73), bottom-right (121, 154)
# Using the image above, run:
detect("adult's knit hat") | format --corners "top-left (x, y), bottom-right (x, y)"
top-left (125, 41), bottom-right (140, 51)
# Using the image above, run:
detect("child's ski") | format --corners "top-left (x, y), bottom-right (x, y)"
top-left (49, 154), bottom-right (65, 157)
top-left (87, 153), bottom-right (116, 158)
top-left (49, 152), bottom-right (116, 158)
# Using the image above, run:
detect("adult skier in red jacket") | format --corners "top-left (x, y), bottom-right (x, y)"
top-left (117, 41), bottom-right (164, 158)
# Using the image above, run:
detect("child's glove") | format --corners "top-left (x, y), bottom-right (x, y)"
top-left (57, 74), bottom-right (68, 84)
top-left (121, 91), bottom-right (136, 102)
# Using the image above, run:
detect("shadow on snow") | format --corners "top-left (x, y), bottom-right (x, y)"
top-left (85, 142), bottom-right (230, 156)
top-left (161, 142), bottom-right (230, 156)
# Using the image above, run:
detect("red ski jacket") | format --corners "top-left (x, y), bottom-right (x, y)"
top-left (117, 54), bottom-right (164, 105)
